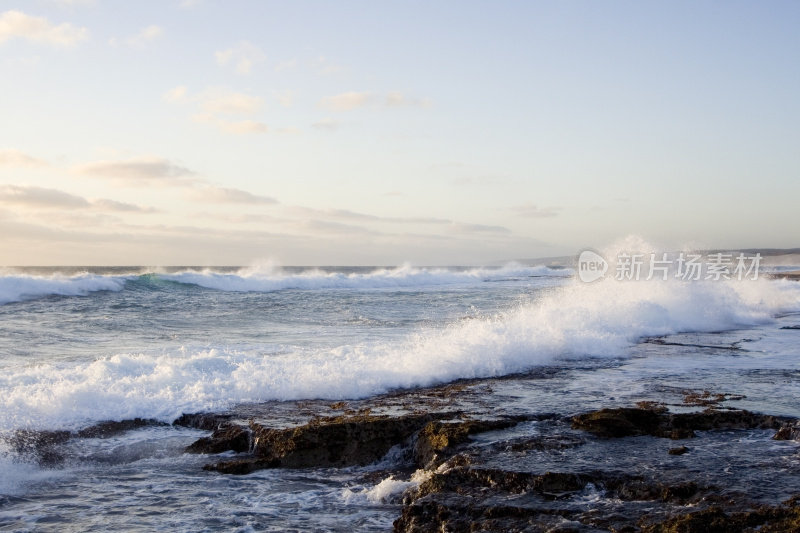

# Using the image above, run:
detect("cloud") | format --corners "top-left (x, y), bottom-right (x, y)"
top-left (0, 184), bottom-right (157, 212)
top-left (0, 10), bottom-right (88, 47)
top-left (215, 41), bottom-right (265, 74)
top-left (125, 24), bottom-right (163, 48)
top-left (190, 186), bottom-right (277, 205)
top-left (218, 119), bottom-right (268, 135)
top-left (385, 92), bottom-right (432, 108)
top-left (312, 56), bottom-right (343, 75)
top-left (0, 184), bottom-right (89, 208)
top-left (319, 91), bottom-right (371, 111)
top-left (72, 156), bottom-right (197, 186)
top-left (509, 204), bottom-right (561, 218)
top-left (197, 89), bottom-right (263, 115)
top-left (318, 91), bottom-right (431, 112)
top-left (165, 86), bottom-right (268, 134)
top-left (90, 199), bottom-right (159, 213)
top-left (163, 85), bottom-right (188, 103)
top-left (312, 117), bottom-right (339, 131)
top-left (0, 149), bottom-right (48, 167)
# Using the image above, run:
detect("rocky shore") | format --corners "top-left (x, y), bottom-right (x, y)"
top-left (9, 378), bottom-right (800, 532)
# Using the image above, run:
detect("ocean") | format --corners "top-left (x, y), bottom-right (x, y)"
top-left (1, 260), bottom-right (800, 531)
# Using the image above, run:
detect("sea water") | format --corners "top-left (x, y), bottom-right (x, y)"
top-left (1, 257), bottom-right (799, 531)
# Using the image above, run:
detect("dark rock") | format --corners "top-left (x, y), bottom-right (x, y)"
top-left (639, 497), bottom-right (800, 532)
top-left (172, 412), bottom-right (233, 431)
top-left (412, 418), bottom-right (523, 469)
top-left (773, 421), bottom-right (800, 441)
top-left (572, 407), bottom-right (788, 440)
top-left (204, 413), bottom-right (441, 474)
top-left (399, 465), bottom-right (713, 532)
top-left (668, 446), bottom-right (689, 455)
top-left (682, 390), bottom-right (746, 407)
top-left (571, 407), bottom-right (663, 438)
top-left (198, 412), bottom-right (531, 475)
top-left (76, 418), bottom-right (165, 439)
top-left (394, 493), bottom-right (575, 533)
top-left (6, 418), bottom-right (167, 467)
top-left (185, 424), bottom-right (251, 454)
top-left (7, 429), bottom-right (72, 466)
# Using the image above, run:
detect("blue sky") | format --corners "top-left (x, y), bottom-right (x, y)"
top-left (1, 1), bottom-right (798, 265)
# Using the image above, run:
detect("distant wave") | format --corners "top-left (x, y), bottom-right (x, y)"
top-left (159, 264), bottom-right (570, 292)
top-left (2, 274), bottom-right (799, 430)
top-left (0, 264), bottom-right (570, 305)
top-left (0, 274), bottom-right (127, 305)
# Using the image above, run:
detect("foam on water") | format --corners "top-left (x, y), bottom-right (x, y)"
top-left (159, 263), bottom-right (569, 292)
top-left (0, 264), bottom-right (566, 305)
top-left (0, 273), bottom-right (127, 305)
top-left (1, 273), bottom-right (798, 431)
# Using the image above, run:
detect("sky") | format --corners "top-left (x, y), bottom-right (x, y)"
top-left (1, 0), bottom-right (798, 265)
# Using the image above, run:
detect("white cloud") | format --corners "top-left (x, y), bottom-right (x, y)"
top-left (122, 24), bottom-right (163, 48)
top-left (319, 91), bottom-right (372, 111)
top-left (72, 156), bottom-right (197, 186)
top-left (162, 85), bottom-right (188, 103)
top-left (218, 119), bottom-right (268, 135)
top-left (0, 184), bottom-right (88, 208)
top-left (215, 41), bottom-right (265, 74)
top-left (313, 55), bottom-right (343, 75)
top-left (110, 25), bottom-right (163, 48)
top-left (0, 149), bottom-right (48, 167)
top-left (0, 184), bottom-right (157, 213)
top-left (90, 198), bottom-right (159, 213)
top-left (198, 89), bottom-right (263, 115)
top-left (190, 186), bottom-right (277, 205)
top-left (0, 10), bottom-right (88, 47)
top-left (385, 91), bottom-right (432, 108)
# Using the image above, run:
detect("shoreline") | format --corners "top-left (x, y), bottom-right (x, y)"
top-left (11, 375), bottom-right (800, 532)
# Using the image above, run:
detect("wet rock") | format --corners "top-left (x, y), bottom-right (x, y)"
top-left (639, 496), bottom-right (800, 532)
top-left (399, 465), bottom-right (713, 532)
top-left (7, 429), bottom-right (72, 466)
top-left (572, 407), bottom-right (788, 439)
top-left (668, 446), bottom-right (689, 455)
top-left (773, 421), bottom-right (800, 441)
top-left (682, 390), bottom-right (746, 407)
top-left (412, 418), bottom-right (524, 469)
top-left (394, 494), bottom-right (575, 533)
top-left (571, 407), bottom-right (663, 438)
top-left (172, 412), bottom-right (233, 431)
top-left (204, 413), bottom-right (442, 474)
top-left (6, 418), bottom-right (166, 466)
top-left (198, 412), bottom-right (533, 475)
top-left (76, 418), bottom-right (166, 439)
top-left (185, 424), bottom-right (251, 454)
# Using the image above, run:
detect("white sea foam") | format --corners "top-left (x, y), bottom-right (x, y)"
top-left (342, 470), bottom-right (432, 504)
top-left (160, 263), bottom-right (569, 292)
top-left (0, 274), bottom-right (127, 305)
top-left (0, 264), bottom-right (566, 305)
top-left (1, 271), bottom-right (798, 431)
